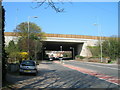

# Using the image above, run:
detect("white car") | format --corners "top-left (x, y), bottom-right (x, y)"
top-left (19, 60), bottom-right (38, 75)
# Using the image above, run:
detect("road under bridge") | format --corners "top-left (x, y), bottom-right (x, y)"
top-left (42, 41), bottom-right (84, 60)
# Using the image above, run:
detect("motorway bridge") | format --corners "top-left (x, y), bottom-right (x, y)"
top-left (4, 32), bottom-right (109, 59)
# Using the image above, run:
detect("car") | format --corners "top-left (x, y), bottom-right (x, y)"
top-left (19, 60), bottom-right (38, 75)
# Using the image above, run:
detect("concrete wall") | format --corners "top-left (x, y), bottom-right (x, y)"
top-left (4, 36), bottom-right (18, 46)
top-left (79, 42), bottom-right (92, 57)
top-left (76, 44), bottom-right (83, 56)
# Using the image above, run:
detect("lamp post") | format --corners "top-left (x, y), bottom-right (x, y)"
top-left (93, 18), bottom-right (103, 62)
top-left (28, 16), bottom-right (38, 60)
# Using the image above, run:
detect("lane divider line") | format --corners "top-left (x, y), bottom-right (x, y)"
top-left (53, 61), bottom-right (120, 85)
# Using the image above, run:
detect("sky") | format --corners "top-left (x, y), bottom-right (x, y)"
top-left (2, 2), bottom-right (118, 37)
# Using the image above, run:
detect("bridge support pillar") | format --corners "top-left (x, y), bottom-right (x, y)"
top-left (76, 44), bottom-right (83, 56)
top-left (79, 42), bottom-right (92, 57)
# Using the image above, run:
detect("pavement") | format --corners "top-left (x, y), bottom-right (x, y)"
top-left (5, 61), bottom-right (120, 89)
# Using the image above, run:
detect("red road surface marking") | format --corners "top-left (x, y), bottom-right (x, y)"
top-left (53, 61), bottom-right (120, 85)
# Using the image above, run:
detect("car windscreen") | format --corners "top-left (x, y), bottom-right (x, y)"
top-left (21, 61), bottom-right (35, 66)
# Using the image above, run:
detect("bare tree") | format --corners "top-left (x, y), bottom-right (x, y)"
top-left (31, 0), bottom-right (69, 13)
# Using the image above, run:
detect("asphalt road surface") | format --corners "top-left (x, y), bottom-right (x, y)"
top-left (64, 60), bottom-right (119, 78)
top-left (6, 61), bottom-right (120, 89)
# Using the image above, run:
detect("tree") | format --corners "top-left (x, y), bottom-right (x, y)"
top-left (14, 22), bottom-right (46, 60)
top-left (88, 36), bottom-right (120, 62)
top-left (32, 0), bottom-right (65, 13)
top-left (5, 40), bottom-right (19, 53)
top-left (5, 40), bottom-right (20, 63)
top-left (14, 22), bottom-right (44, 38)
top-left (102, 36), bottom-right (119, 60)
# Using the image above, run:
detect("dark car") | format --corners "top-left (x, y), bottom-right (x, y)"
top-left (19, 60), bottom-right (38, 75)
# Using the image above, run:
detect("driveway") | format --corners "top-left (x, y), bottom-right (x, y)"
top-left (6, 61), bottom-right (119, 89)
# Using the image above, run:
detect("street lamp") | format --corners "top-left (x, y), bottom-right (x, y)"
top-left (93, 18), bottom-right (103, 62)
top-left (28, 16), bottom-right (38, 60)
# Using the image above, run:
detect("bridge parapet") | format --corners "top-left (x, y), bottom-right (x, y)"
top-left (4, 32), bottom-right (109, 40)
top-left (45, 33), bottom-right (109, 40)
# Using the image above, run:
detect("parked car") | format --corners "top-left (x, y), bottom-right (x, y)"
top-left (19, 60), bottom-right (38, 75)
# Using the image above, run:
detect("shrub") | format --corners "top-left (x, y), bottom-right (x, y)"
top-left (75, 55), bottom-right (85, 59)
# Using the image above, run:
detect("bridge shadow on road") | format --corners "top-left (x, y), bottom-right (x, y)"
top-left (6, 61), bottom-right (120, 89)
